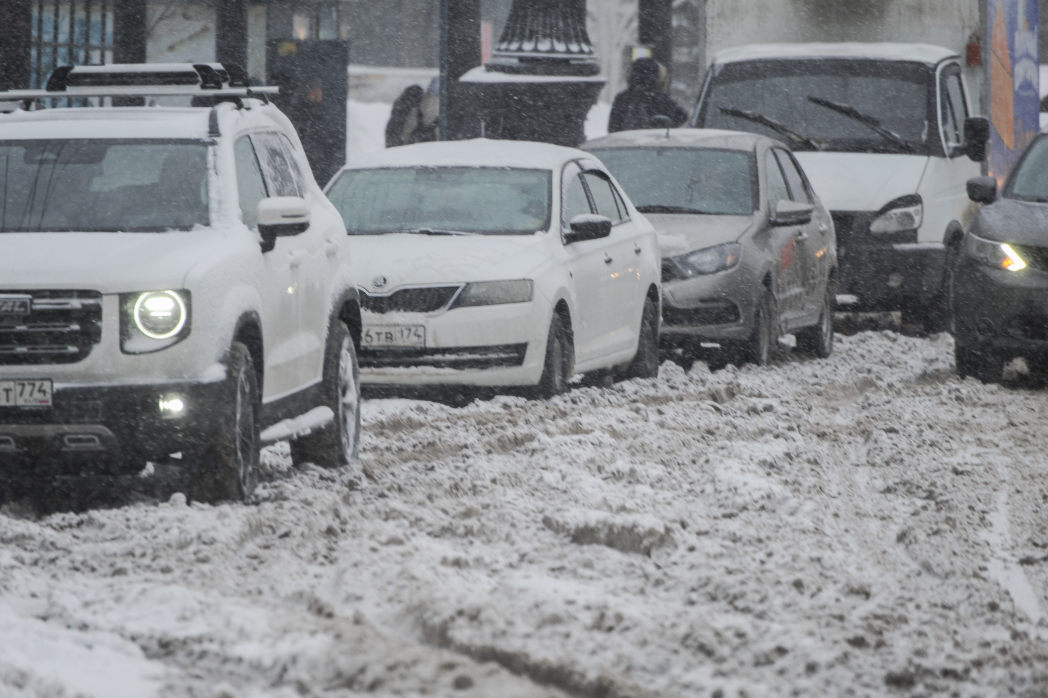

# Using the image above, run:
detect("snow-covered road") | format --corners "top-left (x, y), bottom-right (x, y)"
top-left (3, 330), bottom-right (1048, 697)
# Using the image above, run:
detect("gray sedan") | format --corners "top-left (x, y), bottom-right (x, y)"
top-left (586, 129), bottom-right (838, 365)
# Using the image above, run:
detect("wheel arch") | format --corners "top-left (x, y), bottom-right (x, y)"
top-left (943, 220), bottom-right (965, 250)
top-left (332, 286), bottom-right (362, 350)
top-left (232, 311), bottom-right (264, 394)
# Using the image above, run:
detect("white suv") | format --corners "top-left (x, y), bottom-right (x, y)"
top-left (0, 64), bottom-right (363, 504)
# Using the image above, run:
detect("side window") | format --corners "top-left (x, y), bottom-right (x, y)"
top-left (940, 67), bottom-right (968, 149)
top-left (562, 163), bottom-right (592, 227)
top-left (278, 133), bottom-right (307, 187)
top-left (774, 150), bottom-right (812, 204)
top-left (250, 132), bottom-right (301, 197)
top-left (764, 150), bottom-right (790, 209)
top-left (582, 171), bottom-right (623, 222)
top-left (234, 136), bottom-right (268, 230)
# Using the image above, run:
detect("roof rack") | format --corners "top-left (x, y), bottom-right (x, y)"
top-left (0, 63), bottom-right (278, 101)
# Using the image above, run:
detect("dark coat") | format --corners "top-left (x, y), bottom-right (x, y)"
top-left (608, 58), bottom-right (689, 133)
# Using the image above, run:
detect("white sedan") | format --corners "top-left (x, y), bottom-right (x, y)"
top-left (324, 139), bottom-right (662, 397)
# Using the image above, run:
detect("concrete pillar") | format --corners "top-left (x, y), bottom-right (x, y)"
top-left (639, 0), bottom-right (673, 73)
top-left (113, 0), bottom-right (148, 64)
top-left (217, 0), bottom-right (249, 70)
top-left (439, 0), bottom-right (481, 140)
top-left (0, 0), bottom-right (32, 91)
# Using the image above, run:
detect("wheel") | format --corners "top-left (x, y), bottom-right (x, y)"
top-left (534, 313), bottom-right (573, 399)
top-left (955, 342), bottom-right (1002, 384)
top-left (907, 243), bottom-right (958, 335)
top-left (188, 342), bottom-right (260, 503)
top-left (796, 284), bottom-right (834, 358)
top-left (743, 290), bottom-right (775, 366)
top-left (624, 296), bottom-right (660, 379)
top-left (291, 322), bottom-right (361, 468)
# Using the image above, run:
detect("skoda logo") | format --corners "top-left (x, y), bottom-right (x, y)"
top-left (373, 276), bottom-right (388, 289)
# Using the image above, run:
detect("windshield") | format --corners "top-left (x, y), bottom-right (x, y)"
top-left (697, 59), bottom-right (937, 155)
top-left (590, 147), bottom-right (756, 215)
top-left (0, 139), bottom-right (209, 232)
top-left (326, 167), bottom-right (552, 235)
top-left (1005, 136), bottom-right (1048, 202)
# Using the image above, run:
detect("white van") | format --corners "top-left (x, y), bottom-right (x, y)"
top-left (691, 43), bottom-right (990, 330)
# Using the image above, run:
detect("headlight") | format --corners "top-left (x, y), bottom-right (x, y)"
top-left (121, 290), bottom-right (191, 354)
top-left (870, 196), bottom-right (923, 234)
top-left (450, 280), bottom-right (534, 308)
top-left (671, 243), bottom-right (742, 277)
top-left (965, 234), bottom-right (1027, 272)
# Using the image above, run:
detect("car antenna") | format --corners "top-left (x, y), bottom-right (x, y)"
top-left (651, 115), bottom-right (673, 138)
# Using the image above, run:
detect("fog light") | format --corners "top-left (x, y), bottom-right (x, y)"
top-left (887, 272), bottom-right (904, 288)
top-left (159, 397), bottom-right (185, 415)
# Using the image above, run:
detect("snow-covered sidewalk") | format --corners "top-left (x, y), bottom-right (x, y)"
top-left (3, 330), bottom-right (1048, 697)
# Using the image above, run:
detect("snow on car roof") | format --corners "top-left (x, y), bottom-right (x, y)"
top-left (714, 42), bottom-right (959, 66)
top-left (342, 139), bottom-right (588, 172)
top-left (0, 107), bottom-right (213, 140)
top-left (585, 128), bottom-right (770, 152)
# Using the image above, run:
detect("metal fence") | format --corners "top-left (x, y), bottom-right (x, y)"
top-left (30, 0), bottom-right (114, 89)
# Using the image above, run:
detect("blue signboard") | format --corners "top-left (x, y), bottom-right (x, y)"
top-left (988, 0), bottom-right (1040, 182)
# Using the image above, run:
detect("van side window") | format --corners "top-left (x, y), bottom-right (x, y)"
top-left (234, 136), bottom-right (268, 230)
top-left (940, 65), bottom-right (968, 151)
top-left (562, 163), bottom-right (592, 227)
top-left (764, 150), bottom-right (790, 209)
top-left (582, 171), bottom-right (624, 223)
top-left (250, 132), bottom-right (302, 197)
top-left (774, 150), bottom-right (811, 204)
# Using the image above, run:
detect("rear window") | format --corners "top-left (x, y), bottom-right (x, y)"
top-left (589, 147), bottom-right (757, 215)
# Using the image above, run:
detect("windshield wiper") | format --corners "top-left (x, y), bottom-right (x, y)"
top-left (719, 107), bottom-right (823, 151)
top-left (806, 96), bottom-right (914, 153)
top-left (404, 227), bottom-right (477, 236)
top-left (636, 205), bottom-right (713, 215)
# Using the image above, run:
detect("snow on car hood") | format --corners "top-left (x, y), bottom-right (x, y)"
top-left (348, 232), bottom-right (553, 294)
top-left (643, 214), bottom-right (755, 259)
top-left (0, 231), bottom-right (242, 293)
top-left (793, 152), bottom-right (929, 212)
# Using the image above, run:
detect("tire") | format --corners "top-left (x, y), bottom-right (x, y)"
top-left (188, 342), bottom-right (260, 503)
top-left (743, 289), bottom-right (775, 366)
top-left (534, 313), bottom-right (573, 399)
top-left (290, 322), bottom-right (361, 468)
top-left (955, 341), bottom-right (1002, 384)
top-left (796, 284), bottom-right (834, 358)
top-left (624, 296), bottom-right (660, 379)
top-left (907, 243), bottom-right (959, 334)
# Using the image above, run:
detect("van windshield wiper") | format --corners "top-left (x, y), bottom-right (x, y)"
top-left (719, 107), bottom-right (823, 151)
top-left (403, 227), bottom-right (477, 236)
top-left (636, 205), bottom-right (713, 215)
top-left (806, 96), bottom-right (914, 153)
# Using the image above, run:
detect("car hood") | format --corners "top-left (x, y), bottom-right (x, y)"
top-left (348, 232), bottom-right (554, 294)
top-left (643, 214), bottom-right (756, 259)
top-left (793, 152), bottom-right (929, 212)
top-left (0, 231), bottom-right (243, 293)
top-left (970, 198), bottom-right (1048, 245)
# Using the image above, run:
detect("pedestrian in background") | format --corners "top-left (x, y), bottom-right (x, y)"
top-left (608, 57), bottom-right (688, 133)
top-left (386, 78), bottom-right (440, 148)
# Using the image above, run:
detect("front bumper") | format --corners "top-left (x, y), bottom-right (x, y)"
top-left (954, 259), bottom-right (1048, 365)
top-left (358, 301), bottom-right (548, 386)
top-left (659, 265), bottom-right (754, 342)
top-left (0, 380), bottom-right (226, 475)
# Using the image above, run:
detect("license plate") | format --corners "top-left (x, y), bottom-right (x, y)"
top-left (362, 325), bottom-right (425, 348)
top-left (0, 379), bottom-right (53, 407)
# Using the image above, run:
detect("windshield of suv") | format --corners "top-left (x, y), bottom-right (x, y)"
top-left (697, 59), bottom-right (936, 155)
top-left (1005, 136), bottom-right (1048, 202)
top-left (590, 147), bottom-right (756, 215)
top-left (326, 167), bottom-right (551, 235)
top-left (0, 139), bottom-right (209, 232)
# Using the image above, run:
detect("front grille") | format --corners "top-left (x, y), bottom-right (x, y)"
top-left (1010, 244), bottom-right (1048, 272)
top-left (360, 286), bottom-right (461, 314)
top-left (359, 343), bottom-right (528, 370)
top-left (663, 300), bottom-right (741, 326)
top-left (0, 290), bottom-right (102, 365)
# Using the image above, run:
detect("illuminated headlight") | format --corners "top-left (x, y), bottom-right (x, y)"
top-left (121, 290), bottom-right (191, 353)
top-left (671, 243), bottom-right (741, 278)
top-left (870, 198), bottom-right (923, 234)
top-left (965, 234), bottom-right (1027, 272)
top-left (450, 280), bottom-right (533, 308)
top-left (159, 396), bottom-right (186, 416)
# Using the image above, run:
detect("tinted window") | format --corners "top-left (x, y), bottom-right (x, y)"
top-left (327, 167), bottom-right (552, 235)
top-left (251, 132), bottom-right (301, 197)
top-left (765, 150), bottom-right (790, 207)
top-left (0, 139), bottom-right (209, 232)
top-left (235, 137), bottom-right (268, 230)
top-left (1006, 137), bottom-right (1048, 202)
top-left (774, 150), bottom-right (811, 203)
top-left (582, 172), bottom-right (623, 222)
top-left (591, 147), bottom-right (756, 215)
top-left (698, 59), bottom-right (936, 155)
top-left (562, 163), bottom-right (592, 226)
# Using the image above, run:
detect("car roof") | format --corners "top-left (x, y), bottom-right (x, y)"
top-left (713, 42), bottom-right (959, 66)
top-left (585, 128), bottom-right (776, 152)
top-left (341, 139), bottom-right (588, 172)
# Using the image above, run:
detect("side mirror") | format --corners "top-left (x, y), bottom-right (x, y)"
top-left (964, 116), bottom-right (990, 162)
top-left (770, 199), bottom-right (813, 226)
top-left (966, 176), bottom-right (997, 205)
top-left (564, 214), bottom-right (613, 244)
top-left (258, 196), bottom-right (310, 253)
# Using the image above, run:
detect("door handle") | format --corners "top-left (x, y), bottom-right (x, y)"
top-left (324, 238), bottom-right (340, 256)
top-left (634, 244), bottom-right (642, 255)
top-left (604, 253), bottom-right (614, 265)
top-left (795, 232), bottom-right (808, 242)
top-left (818, 224), bottom-right (828, 234)
top-left (288, 250), bottom-right (305, 267)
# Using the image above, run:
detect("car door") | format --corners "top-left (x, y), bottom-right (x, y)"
top-left (764, 148), bottom-right (805, 325)
top-left (774, 148), bottom-right (826, 324)
top-left (235, 135), bottom-right (301, 401)
top-left (580, 165), bottom-right (642, 356)
top-left (252, 131), bottom-right (328, 388)
top-left (559, 161), bottom-right (615, 365)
